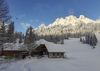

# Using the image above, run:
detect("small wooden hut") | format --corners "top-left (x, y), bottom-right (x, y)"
top-left (31, 39), bottom-right (67, 58)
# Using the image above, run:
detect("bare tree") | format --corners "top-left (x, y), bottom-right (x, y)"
top-left (0, 0), bottom-right (11, 22)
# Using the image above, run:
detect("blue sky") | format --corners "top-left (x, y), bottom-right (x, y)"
top-left (6, 0), bottom-right (100, 33)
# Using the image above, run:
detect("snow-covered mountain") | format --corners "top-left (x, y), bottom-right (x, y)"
top-left (35, 15), bottom-right (100, 36)
top-left (52, 15), bottom-right (95, 26)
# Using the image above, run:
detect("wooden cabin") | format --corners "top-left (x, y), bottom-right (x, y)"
top-left (2, 50), bottom-right (27, 56)
top-left (31, 44), bottom-right (48, 56)
top-left (31, 39), bottom-right (67, 58)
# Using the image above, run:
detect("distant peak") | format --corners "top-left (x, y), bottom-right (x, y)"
top-left (39, 24), bottom-right (46, 28)
top-left (65, 15), bottom-right (77, 19)
top-left (79, 15), bottom-right (85, 19)
top-left (55, 18), bottom-right (60, 21)
top-left (60, 17), bottom-right (64, 19)
top-left (40, 24), bottom-right (45, 26)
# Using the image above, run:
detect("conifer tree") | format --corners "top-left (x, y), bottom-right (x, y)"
top-left (80, 37), bottom-right (82, 42)
top-left (61, 39), bottom-right (64, 44)
top-left (7, 21), bottom-right (14, 42)
top-left (19, 35), bottom-right (22, 43)
top-left (0, 21), bottom-right (5, 48)
top-left (24, 26), bottom-right (37, 56)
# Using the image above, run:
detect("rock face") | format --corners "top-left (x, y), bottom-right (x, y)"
top-left (36, 15), bottom-right (100, 36)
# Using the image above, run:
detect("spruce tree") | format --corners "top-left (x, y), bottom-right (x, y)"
top-left (80, 37), bottom-right (82, 42)
top-left (7, 21), bottom-right (14, 42)
top-left (19, 35), bottom-right (22, 43)
top-left (24, 26), bottom-right (37, 56)
top-left (0, 21), bottom-right (6, 55)
top-left (61, 39), bottom-right (64, 44)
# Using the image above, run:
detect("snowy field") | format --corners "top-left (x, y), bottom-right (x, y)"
top-left (1, 34), bottom-right (100, 71)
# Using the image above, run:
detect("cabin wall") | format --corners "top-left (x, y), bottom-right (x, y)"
top-left (30, 44), bottom-right (66, 58)
top-left (0, 50), bottom-right (1, 56)
top-left (31, 44), bottom-right (48, 57)
top-left (3, 51), bottom-right (26, 56)
top-left (48, 52), bottom-right (64, 58)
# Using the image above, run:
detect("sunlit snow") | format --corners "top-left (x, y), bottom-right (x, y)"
top-left (1, 34), bottom-right (100, 71)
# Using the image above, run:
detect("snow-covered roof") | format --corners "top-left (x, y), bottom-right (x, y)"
top-left (3, 39), bottom-right (25, 50)
top-left (36, 39), bottom-right (67, 53)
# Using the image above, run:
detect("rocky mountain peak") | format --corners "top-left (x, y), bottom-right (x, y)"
top-left (39, 24), bottom-right (46, 28)
top-left (79, 15), bottom-right (85, 19)
top-left (35, 15), bottom-right (100, 36)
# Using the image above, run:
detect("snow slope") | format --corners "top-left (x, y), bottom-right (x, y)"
top-left (2, 35), bottom-right (100, 71)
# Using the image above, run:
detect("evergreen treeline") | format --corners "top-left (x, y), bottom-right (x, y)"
top-left (80, 33), bottom-right (97, 48)
top-left (36, 32), bottom-right (83, 44)
top-left (24, 26), bottom-right (36, 44)
top-left (0, 21), bottom-right (25, 44)
top-left (37, 35), bottom-right (66, 44)
top-left (0, 21), bottom-right (14, 43)
top-left (15, 31), bottom-right (24, 43)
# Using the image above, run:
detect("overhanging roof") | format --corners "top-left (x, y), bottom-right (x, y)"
top-left (36, 39), bottom-right (67, 53)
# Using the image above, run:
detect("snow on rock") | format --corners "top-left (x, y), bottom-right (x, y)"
top-left (35, 15), bottom-right (100, 36)
top-left (96, 20), bottom-right (100, 23)
top-left (78, 15), bottom-right (95, 24)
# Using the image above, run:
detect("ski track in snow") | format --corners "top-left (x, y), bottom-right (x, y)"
top-left (21, 58), bottom-right (38, 71)
top-left (21, 61), bottom-right (30, 71)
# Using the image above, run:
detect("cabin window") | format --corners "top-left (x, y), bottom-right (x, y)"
top-left (53, 53), bottom-right (55, 56)
top-left (61, 53), bottom-right (63, 56)
top-left (57, 53), bottom-right (59, 56)
top-left (57, 53), bottom-right (59, 57)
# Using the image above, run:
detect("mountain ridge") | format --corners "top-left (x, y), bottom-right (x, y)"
top-left (36, 15), bottom-right (97, 30)
top-left (35, 15), bottom-right (100, 37)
